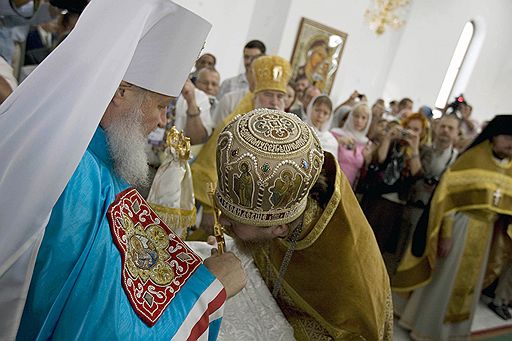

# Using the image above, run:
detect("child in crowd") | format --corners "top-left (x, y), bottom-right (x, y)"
top-left (306, 95), bottom-right (339, 159)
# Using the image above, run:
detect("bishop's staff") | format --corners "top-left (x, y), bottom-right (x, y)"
top-left (207, 182), bottom-right (226, 254)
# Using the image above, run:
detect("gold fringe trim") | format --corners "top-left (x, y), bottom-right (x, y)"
top-left (149, 203), bottom-right (196, 239)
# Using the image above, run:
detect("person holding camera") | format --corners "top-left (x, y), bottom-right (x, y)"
top-left (392, 114), bottom-right (460, 275)
top-left (331, 90), bottom-right (367, 128)
top-left (393, 115), bottom-right (512, 341)
top-left (360, 112), bottom-right (430, 267)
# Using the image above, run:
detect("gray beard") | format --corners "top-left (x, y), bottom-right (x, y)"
top-left (105, 108), bottom-right (150, 189)
top-left (230, 230), bottom-right (270, 255)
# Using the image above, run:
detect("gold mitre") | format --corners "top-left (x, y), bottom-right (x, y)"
top-left (252, 55), bottom-right (291, 94)
top-left (215, 108), bottom-right (324, 227)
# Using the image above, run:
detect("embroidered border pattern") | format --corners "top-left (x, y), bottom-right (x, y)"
top-left (214, 109), bottom-right (324, 227)
top-left (108, 188), bottom-right (202, 326)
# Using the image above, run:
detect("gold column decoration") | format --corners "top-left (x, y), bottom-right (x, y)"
top-left (166, 126), bottom-right (191, 162)
top-left (365, 0), bottom-right (410, 35)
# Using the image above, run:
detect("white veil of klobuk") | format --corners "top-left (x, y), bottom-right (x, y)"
top-left (0, 0), bottom-right (211, 338)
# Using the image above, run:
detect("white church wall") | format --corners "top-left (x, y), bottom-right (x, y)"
top-left (383, 0), bottom-right (512, 122)
top-left (176, 0), bottom-right (511, 122)
top-left (173, 0), bottom-right (256, 82)
top-left (275, 0), bottom-right (407, 108)
top-left (245, 0), bottom-right (293, 56)
top-left (176, 0), bottom-right (407, 107)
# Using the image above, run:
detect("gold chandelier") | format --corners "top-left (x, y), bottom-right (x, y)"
top-left (365, 0), bottom-right (410, 35)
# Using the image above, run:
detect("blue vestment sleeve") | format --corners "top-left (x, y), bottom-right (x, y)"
top-left (18, 151), bottom-right (113, 340)
top-left (19, 150), bottom-right (225, 341)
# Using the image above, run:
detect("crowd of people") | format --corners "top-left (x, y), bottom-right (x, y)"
top-left (1, 1), bottom-right (511, 341)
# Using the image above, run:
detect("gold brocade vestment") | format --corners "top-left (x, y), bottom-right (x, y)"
top-left (253, 154), bottom-right (393, 341)
top-left (393, 140), bottom-right (512, 322)
top-left (191, 92), bottom-right (254, 210)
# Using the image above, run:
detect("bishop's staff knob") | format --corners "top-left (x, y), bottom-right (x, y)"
top-left (207, 182), bottom-right (226, 255)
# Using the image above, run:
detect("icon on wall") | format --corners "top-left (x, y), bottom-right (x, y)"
top-left (290, 18), bottom-right (348, 95)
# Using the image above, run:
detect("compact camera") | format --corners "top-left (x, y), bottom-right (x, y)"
top-left (424, 176), bottom-right (440, 186)
top-left (397, 127), bottom-right (411, 139)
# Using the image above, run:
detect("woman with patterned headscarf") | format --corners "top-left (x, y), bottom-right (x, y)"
top-left (360, 112), bottom-right (431, 270)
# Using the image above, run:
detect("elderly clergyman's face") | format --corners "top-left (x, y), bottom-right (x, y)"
top-left (139, 91), bottom-right (171, 135)
top-left (105, 89), bottom-right (169, 188)
top-left (254, 90), bottom-right (285, 110)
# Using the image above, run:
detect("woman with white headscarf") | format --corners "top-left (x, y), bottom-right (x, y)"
top-left (331, 103), bottom-right (373, 187)
top-left (305, 95), bottom-right (339, 160)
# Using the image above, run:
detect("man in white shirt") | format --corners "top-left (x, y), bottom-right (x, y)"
top-left (195, 67), bottom-right (220, 97)
top-left (174, 79), bottom-right (213, 145)
top-left (217, 39), bottom-right (265, 99)
top-left (211, 54), bottom-right (264, 128)
top-left (145, 79), bottom-right (213, 174)
top-left (195, 66), bottom-right (220, 112)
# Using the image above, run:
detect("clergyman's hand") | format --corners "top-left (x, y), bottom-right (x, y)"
top-left (204, 251), bottom-right (246, 298)
top-left (438, 238), bottom-right (453, 257)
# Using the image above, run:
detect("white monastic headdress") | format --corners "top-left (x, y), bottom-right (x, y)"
top-left (0, 0), bottom-right (210, 338)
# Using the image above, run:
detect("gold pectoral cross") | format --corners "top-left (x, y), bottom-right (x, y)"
top-left (493, 188), bottom-right (502, 207)
top-left (207, 183), bottom-right (226, 254)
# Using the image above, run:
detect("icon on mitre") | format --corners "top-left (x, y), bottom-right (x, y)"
top-left (272, 66), bottom-right (283, 81)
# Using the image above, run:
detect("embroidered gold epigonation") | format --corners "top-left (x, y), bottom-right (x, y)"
top-left (108, 188), bottom-right (202, 326)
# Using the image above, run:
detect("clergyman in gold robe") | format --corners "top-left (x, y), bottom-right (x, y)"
top-left (213, 108), bottom-right (393, 340)
top-left (393, 115), bottom-right (512, 340)
top-left (191, 55), bottom-right (291, 218)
